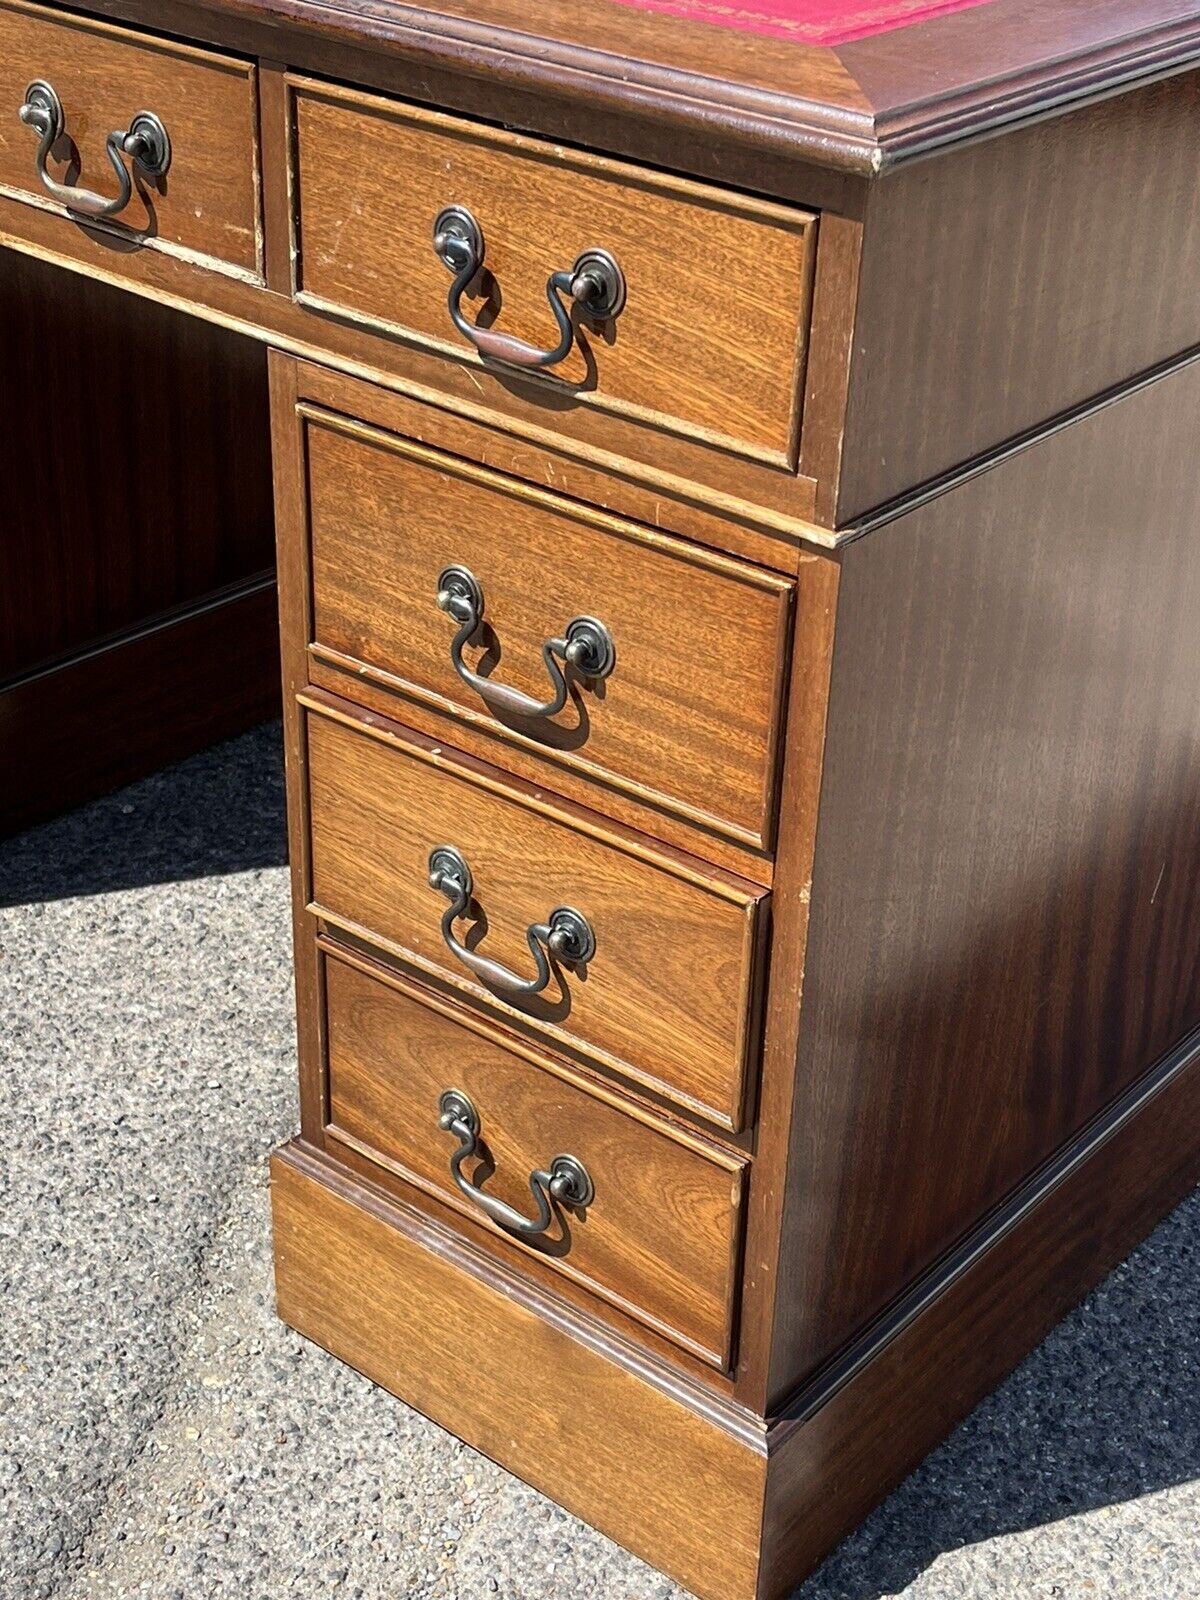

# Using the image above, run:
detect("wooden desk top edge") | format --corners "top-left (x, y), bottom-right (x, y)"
top-left (78, 0), bottom-right (1200, 173)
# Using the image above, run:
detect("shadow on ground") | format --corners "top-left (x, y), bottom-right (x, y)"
top-left (0, 722), bottom-right (287, 907)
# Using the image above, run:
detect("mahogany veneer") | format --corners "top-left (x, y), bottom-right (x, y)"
top-left (6, 1), bottom-right (1200, 1595)
top-left (322, 944), bottom-right (748, 1369)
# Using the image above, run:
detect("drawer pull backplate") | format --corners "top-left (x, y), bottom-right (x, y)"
top-left (18, 79), bottom-right (171, 221)
top-left (428, 844), bottom-right (596, 1000)
top-left (436, 563), bottom-right (615, 723)
top-left (432, 203), bottom-right (626, 372)
top-left (438, 1087), bottom-right (594, 1237)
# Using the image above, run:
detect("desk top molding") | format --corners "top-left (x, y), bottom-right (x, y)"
top-left (73, 0), bottom-right (1200, 173)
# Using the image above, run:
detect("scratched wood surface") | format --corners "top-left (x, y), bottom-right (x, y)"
top-left (0, 0), bottom-right (262, 275)
top-left (288, 78), bottom-right (817, 467)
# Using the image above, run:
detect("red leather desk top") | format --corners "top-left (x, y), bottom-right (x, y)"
top-left (604, 0), bottom-right (996, 43)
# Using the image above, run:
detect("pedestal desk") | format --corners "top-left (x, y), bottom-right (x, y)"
top-left (5, 2), bottom-right (1200, 1594)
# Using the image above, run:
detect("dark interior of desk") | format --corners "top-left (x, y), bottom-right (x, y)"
top-left (0, 250), bottom-right (281, 835)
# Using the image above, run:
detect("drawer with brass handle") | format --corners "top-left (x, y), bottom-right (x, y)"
top-left (300, 402), bottom-right (794, 853)
top-left (320, 943), bottom-right (747, 1369)
top-left (286, 77), bottom-right (817, 471)
top-left (0, 0), bottom-right (261, 277)
top-left (303, 695), bottom-right (769, 1133)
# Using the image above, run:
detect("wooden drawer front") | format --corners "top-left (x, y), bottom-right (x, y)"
top-left (288, 79), bottom-right (815, 468)
top-left (0, 1), bottom-right (260, 276)
top-left (322, 949), bottom-right (746, 1368)
top-left (304, 407), bottom-right (794, 851)
top-left (305, 702), bottom-right (767, 1132)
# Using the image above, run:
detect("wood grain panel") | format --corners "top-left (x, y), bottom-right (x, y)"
top-left (838, 71), bottom-right (1200, 519)
top-left (289, 78), bottom-right (816, 466)
top-left (272, 1142), bottom-right (767, 1600)
top-left (770, 354), bottom-right (1200, 1393)
top-left (322, 948), bottom-right (746, 1367)
top-left (0, 247), bottom-right (273, 682)
top-left (0, 0), bottom-right (261, 277)
top-left (0, 244), bottom-right (277, 833)
top-left (303, 698), bottom-right (768, 1131)
top-left (302, 405), bottom-right (794, 850)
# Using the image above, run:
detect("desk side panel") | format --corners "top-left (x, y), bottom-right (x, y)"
top-left (770, 354), bottom-right (1200, 1393)
top-left (837, 70), bottom-right (1200, 521)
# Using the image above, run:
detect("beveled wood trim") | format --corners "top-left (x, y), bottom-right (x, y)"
top-left (843, 0), bottom-right (1200, 169)
top-left (58, 0), bottom-right (861, 217)
top-left (298, 688), bottom-right (769, 1134)
top-left (62, 0), bottom-right (875, 172)
top-left (316, 935), bottom-right (748, 1370)
top-left (295, 400), bottom-right (795, 855)
top-left (65, 0), bottom-right (1200, 178)
top-left (285, 72), bottom-right (817, 472)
